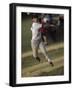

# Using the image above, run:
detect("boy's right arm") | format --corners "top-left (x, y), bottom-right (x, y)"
top-left (31, 23), bottom-right (34, 31)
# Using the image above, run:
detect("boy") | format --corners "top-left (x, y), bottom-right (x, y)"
top-left (39, 16), bottom-right (49, 45)
top-left (31, 15), bottom-right (54, 66)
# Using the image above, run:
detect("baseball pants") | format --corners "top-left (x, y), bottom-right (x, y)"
top-left (31, 39), bottom-right (50, 61)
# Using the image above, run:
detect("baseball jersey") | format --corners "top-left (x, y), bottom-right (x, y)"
top-left (31, 22), bottom-right (42, 41)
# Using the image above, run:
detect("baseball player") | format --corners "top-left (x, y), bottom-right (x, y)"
top-left (31, 15), bottom-right (54, 66)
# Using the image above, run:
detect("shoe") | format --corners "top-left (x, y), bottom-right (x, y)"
top-left (49, 61), bottom-right (54, 67)
top-left (35, 57), bottom-right (41, 62)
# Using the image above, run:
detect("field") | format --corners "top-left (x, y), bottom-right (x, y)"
top-left (21, 13), bottom-right (64, 77)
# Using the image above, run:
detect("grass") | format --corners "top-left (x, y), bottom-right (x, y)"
top-left (22, 16), bottom-right (32, 53)
top-left (22, 57), bottom-right (64, 77)
top-left (39, 66), bottom-right (64, 76)
top-left (22, 48), bottom-right (64, 69)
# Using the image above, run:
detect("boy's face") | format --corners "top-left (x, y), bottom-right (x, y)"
top-left (32, 18), bottom-right (37, 22)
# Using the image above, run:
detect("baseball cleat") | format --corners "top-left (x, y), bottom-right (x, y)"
top-left (49, 61), bottom-right (54, 67)
top-left (35, 57), bottom-right (41, 62)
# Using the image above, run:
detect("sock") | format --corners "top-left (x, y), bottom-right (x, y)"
top-left (48, 58), bottom-right (51, 62)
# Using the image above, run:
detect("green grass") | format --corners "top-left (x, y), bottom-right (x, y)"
top-left (22, 17), bottom-right (32, 53)
top-left (39, 66), bottom-right (64, 76)
top-left (22, 48), bottom-right (64, 69)
top-left (22, 56), bottom-right (64, 77)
